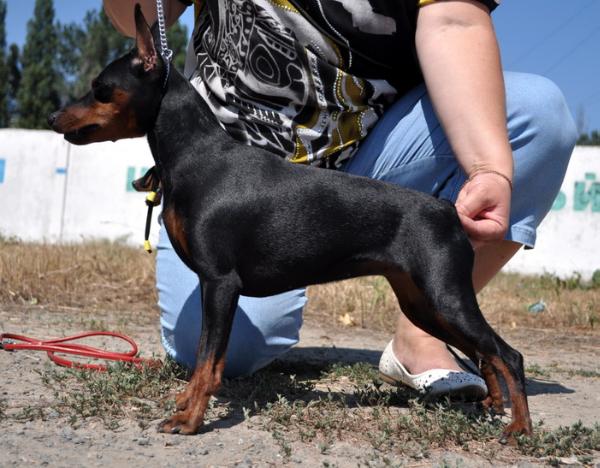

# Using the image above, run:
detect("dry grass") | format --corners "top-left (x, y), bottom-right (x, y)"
top-left (478, 272), bottom-right (600, 330)
top-left (0, 237), bottom-right (155, 311)
top-left (1, 238), bottom-right (599, 331)
top-left (306, 273), bottom-right (600, 332)
top-left (305, 276), bottom-right (399, 330)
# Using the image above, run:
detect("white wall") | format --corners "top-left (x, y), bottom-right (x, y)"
top-left (0, 129), bottom-right (598, 279)
top-left (504, 146), bottom-right (600, 280)
top-left (0, 129), bottom-right (158, 247)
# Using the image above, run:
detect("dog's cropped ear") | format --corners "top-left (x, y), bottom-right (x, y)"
top-left (132, 166), bottom-right (160, 192)
top-left (134, 4), bottom-right (158, 73)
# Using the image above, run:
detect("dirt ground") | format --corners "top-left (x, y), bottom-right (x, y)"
top-left (1, 303), bottom-right (599, 467)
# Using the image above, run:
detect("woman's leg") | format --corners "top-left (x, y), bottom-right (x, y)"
top-left (156, 224), bottom-right (306, 378)
top-left (344, 72), bottom-right (577, 376)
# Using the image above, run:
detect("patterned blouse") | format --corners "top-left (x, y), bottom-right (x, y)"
top-left (184, 0), bottom-right (499, 168)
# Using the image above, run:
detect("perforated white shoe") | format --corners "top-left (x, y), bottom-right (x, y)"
top-left (378, 341), bottom-right (488, 401)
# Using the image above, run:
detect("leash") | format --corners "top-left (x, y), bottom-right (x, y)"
top-left (137, 0), bottom-right (172, 252)
top-left (143, 183), bottom-right (162, 253)
top-left (156, 0), bottom-right (173, 88)
top-left (0, 331), bottom-right (160, 371)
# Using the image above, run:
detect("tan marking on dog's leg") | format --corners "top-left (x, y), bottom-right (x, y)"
top-left (480, 360), bottom-right (505, 414)
top-left (159, 353), bottom-right (226, 435)
top-left (489, 355), bottom-right (532, 442)
top-left (162, 208), bottom-right (191, 258)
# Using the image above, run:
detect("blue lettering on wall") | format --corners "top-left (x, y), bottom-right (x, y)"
top-left (551, 191), bottom-right (566, 211)
top-left (126, 166), bottom-right (150, 192)
top-left (574, 172), bottom-right (600, 212)
top-left (0, 159), bottom-right (5, 184)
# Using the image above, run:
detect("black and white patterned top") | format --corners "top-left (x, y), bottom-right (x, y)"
top-left (185, 0), bottom-right (499, 168)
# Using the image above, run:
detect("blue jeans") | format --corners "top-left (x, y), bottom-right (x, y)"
top-left (157, 72), bottom-right (577, 377)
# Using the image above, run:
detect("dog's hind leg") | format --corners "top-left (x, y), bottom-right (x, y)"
top-left (385, 268), bottom-right (531, 441)
top-left (159, 274), bottom-right (240, 435)
top-left (480, 361), bottom-right (505, 414)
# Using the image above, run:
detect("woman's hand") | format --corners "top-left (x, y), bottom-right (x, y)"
top-left (455, 171), bottom-right (512, 249)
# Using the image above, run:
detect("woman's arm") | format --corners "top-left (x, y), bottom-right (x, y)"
top-left (415, 0), bottom-right (512, 245)
top-left (103, 0), bottom-right (188, 37)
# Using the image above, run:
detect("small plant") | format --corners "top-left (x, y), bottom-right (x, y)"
top-left (515, 421), bottom-right (600, 458)
top-left (591, 269), bottom-right (600, 288)
top-left (271, 428), bottom-right (293, 457)
top-left (322, 362), bottom-right (379, 384)
top-left (525, 364), bottom-right (552, 379)
top-left (38, 359), bottom-right (185, 428)
top-left (13, 405), bottom-right (46, 422)
top-left (0, 233), bottom-right (21, 244)
top-left (565, 368), bottom-right (600, 379)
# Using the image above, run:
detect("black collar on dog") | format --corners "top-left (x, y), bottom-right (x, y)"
top-left (161, 53), bottom-right (173, 91)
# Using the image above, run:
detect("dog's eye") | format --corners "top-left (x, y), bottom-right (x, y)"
top-left (93, 84), bottom-right (113, 103)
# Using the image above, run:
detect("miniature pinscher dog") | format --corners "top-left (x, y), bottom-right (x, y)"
top-left (48, 5), bottom-right (532, 441)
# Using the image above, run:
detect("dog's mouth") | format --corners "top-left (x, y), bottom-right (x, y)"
top-left (64, 124), bottom-right (101, 144)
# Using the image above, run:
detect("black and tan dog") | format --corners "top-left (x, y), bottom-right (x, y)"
top-left (48, 5), bottom-right (531, 440)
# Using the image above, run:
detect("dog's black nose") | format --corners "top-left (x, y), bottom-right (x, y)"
top-left (47, 111), bottom-right (59, 128)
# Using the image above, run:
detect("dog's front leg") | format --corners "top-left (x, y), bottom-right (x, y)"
top-left (159, 275), bottom-right (240, 435)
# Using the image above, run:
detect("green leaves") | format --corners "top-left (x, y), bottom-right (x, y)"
top-left (15, 0), bottom-right (61, 129)
top-left (3, 1), bottom-right (189, 129)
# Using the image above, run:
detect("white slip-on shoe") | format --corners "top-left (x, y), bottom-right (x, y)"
top-left (378, 341), bottom-right (488, 401)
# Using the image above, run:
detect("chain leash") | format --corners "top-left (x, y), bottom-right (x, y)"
top-left (156, 0), bottom-right (173, 87)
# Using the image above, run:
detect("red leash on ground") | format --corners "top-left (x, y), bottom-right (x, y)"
top-left (0, 331), bottom-right (160, 371)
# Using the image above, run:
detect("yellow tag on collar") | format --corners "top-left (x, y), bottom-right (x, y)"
top-left (146, 191), bottom-right (157, 203)
top-left (144, 240), bottom-right (152, 253)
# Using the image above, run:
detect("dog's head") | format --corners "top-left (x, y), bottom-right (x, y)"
top-left (48, 5), bottom-right (166, 145)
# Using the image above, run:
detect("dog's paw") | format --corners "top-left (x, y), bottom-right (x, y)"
top-left (157, 413), bottom-right (201, 435)
top-left (481, 395), bottom-right (505, 415)
top-left (499, 420), bottom-right (533, 445)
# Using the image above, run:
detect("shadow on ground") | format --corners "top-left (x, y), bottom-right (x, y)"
top-left (276, 346), bottom-right (576, 397)
top-left (198, 345), bottom-right (576, 435)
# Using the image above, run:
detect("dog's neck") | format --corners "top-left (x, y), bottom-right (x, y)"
top-left (147, 69), bottom-right (223, 186)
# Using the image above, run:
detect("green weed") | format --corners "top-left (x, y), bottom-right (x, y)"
top-left (38, 359), bottom-right (185, 429)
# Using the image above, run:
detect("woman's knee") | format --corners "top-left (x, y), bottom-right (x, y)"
top-left (161, 288), bottom-right (306, 378)
top-left (505, 73), bottom-right (578, 242)
top-left (506, 72), bottom-right (577, 161)
top-left (156, 226), bottom-right (306, 377)
top-left (224, 290), bottom-right (306, 377)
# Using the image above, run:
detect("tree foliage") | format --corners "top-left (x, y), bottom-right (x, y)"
top-left (58, 9), bottom-right (188, 101)
top-left (0, 0), bottom-right (9, 127)
top-left (16, 0), bottom-right (61, 129)
top-left (6, 44), bottom-right (21, 124)
top-left (59, 9), bottom-right (133, 100)
top-left (577, 130), bottom-right (600, 146)
top-left (167, 20), bottom-right (189, 73)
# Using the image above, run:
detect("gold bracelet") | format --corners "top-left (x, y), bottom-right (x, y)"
top-left (464, 170), bottom-right (513, 192)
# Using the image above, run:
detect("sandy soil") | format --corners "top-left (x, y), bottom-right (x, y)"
top-left (1, 304), bottom-right (599, 467)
